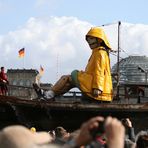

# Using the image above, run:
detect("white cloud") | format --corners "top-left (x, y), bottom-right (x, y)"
top-left (0, 16), bottom-right (92, 83)
top-left (121, 23), bottom-right (148, 56)
top-left (1, 17), bottom-right (148, 84)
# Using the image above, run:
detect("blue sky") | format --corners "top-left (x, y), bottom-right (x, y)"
top-left (1, 0), bottom-right (148, 34)
top-left (0, 0), bottom-right (148, 83)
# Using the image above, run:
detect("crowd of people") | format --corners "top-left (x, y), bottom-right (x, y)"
top-left (0, 115), bottom-right (147, 148)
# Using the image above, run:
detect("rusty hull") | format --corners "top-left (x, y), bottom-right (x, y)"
top-left (0, 95), bottom-right (148, 133)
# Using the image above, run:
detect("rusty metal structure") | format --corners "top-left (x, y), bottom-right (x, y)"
top-left (0, 89), bottom-right (148, 133)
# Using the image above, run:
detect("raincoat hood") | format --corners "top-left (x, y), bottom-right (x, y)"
top-left (86, 27), bottom-right (111, 50)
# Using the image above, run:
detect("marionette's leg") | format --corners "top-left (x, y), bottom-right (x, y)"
top-left (33, 75), bottom-right (74, 100)
top-left (44, 75), bottom-right (74, 99)
top-left (33, 83), bottom-right (45, 100)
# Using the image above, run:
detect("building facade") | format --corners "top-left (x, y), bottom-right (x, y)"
top-left (7, 69), bottom-right (40, 99)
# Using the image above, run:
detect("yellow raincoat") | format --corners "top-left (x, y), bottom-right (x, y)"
top-left (71, 27), bottom-right (113, 101)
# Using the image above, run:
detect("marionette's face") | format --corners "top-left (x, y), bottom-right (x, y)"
top-left (86, 36), bottom-right (102, 49)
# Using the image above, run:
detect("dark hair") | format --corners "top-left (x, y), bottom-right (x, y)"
top-left (121, 118), bottom-right (128, 126)
top-left (54, 126), bottom-right (67, 138)
top-left (100, 41), bottom-right (110, 50)
top-left (1, 67), bottom-right (4, 70)
top-left (136, 131), bottom-right (148, 148)
top-left (48, 130), bottom-right (55, 138)
top-left (137, 135), bottom-right (148, 148)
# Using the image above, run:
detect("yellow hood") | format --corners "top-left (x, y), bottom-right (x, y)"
top-left (86, 27), bottom-right (111, 50)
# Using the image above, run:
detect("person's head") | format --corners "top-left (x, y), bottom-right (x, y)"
top-left (0, 125), bottom-right (53, 148)
top-left (121, 118), bottom-right (132, 129)
top-left (86, 27), bottom-right (111, 50)
top-left (1, 67), bottom-right (4, 72)
top-left (48, 130), bottom-right (56, 141)
top-left (86, 36), bottom-right (102, 49)
top-left (54, 126), bottom-right (70, 141)
top-left (135, 130), bottom-right (148, 148)
top-left (121, 118), bottom-right (129, 127)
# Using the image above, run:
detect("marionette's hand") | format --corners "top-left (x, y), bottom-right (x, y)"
top-left (93, 89), bottom-right (102, 97)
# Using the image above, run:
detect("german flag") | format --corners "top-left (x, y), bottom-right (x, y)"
top-left (18, 48), bottom-right (25, 58)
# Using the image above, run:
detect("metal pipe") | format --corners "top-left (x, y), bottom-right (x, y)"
top-left (116, 21), bottom-right (121, 100)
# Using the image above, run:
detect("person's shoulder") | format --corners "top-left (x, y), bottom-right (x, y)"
top-left (96, 47), bottom-right (108, 56)
top-left (99, 47), bottom-right (107, 52)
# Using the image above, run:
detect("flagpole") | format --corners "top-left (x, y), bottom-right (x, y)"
top-left (56, 52), bottom-right (59, 81)
top-left (23, 47), bottom-right (25, 69)
top-left (23, 56), bottom-right (25, 69)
